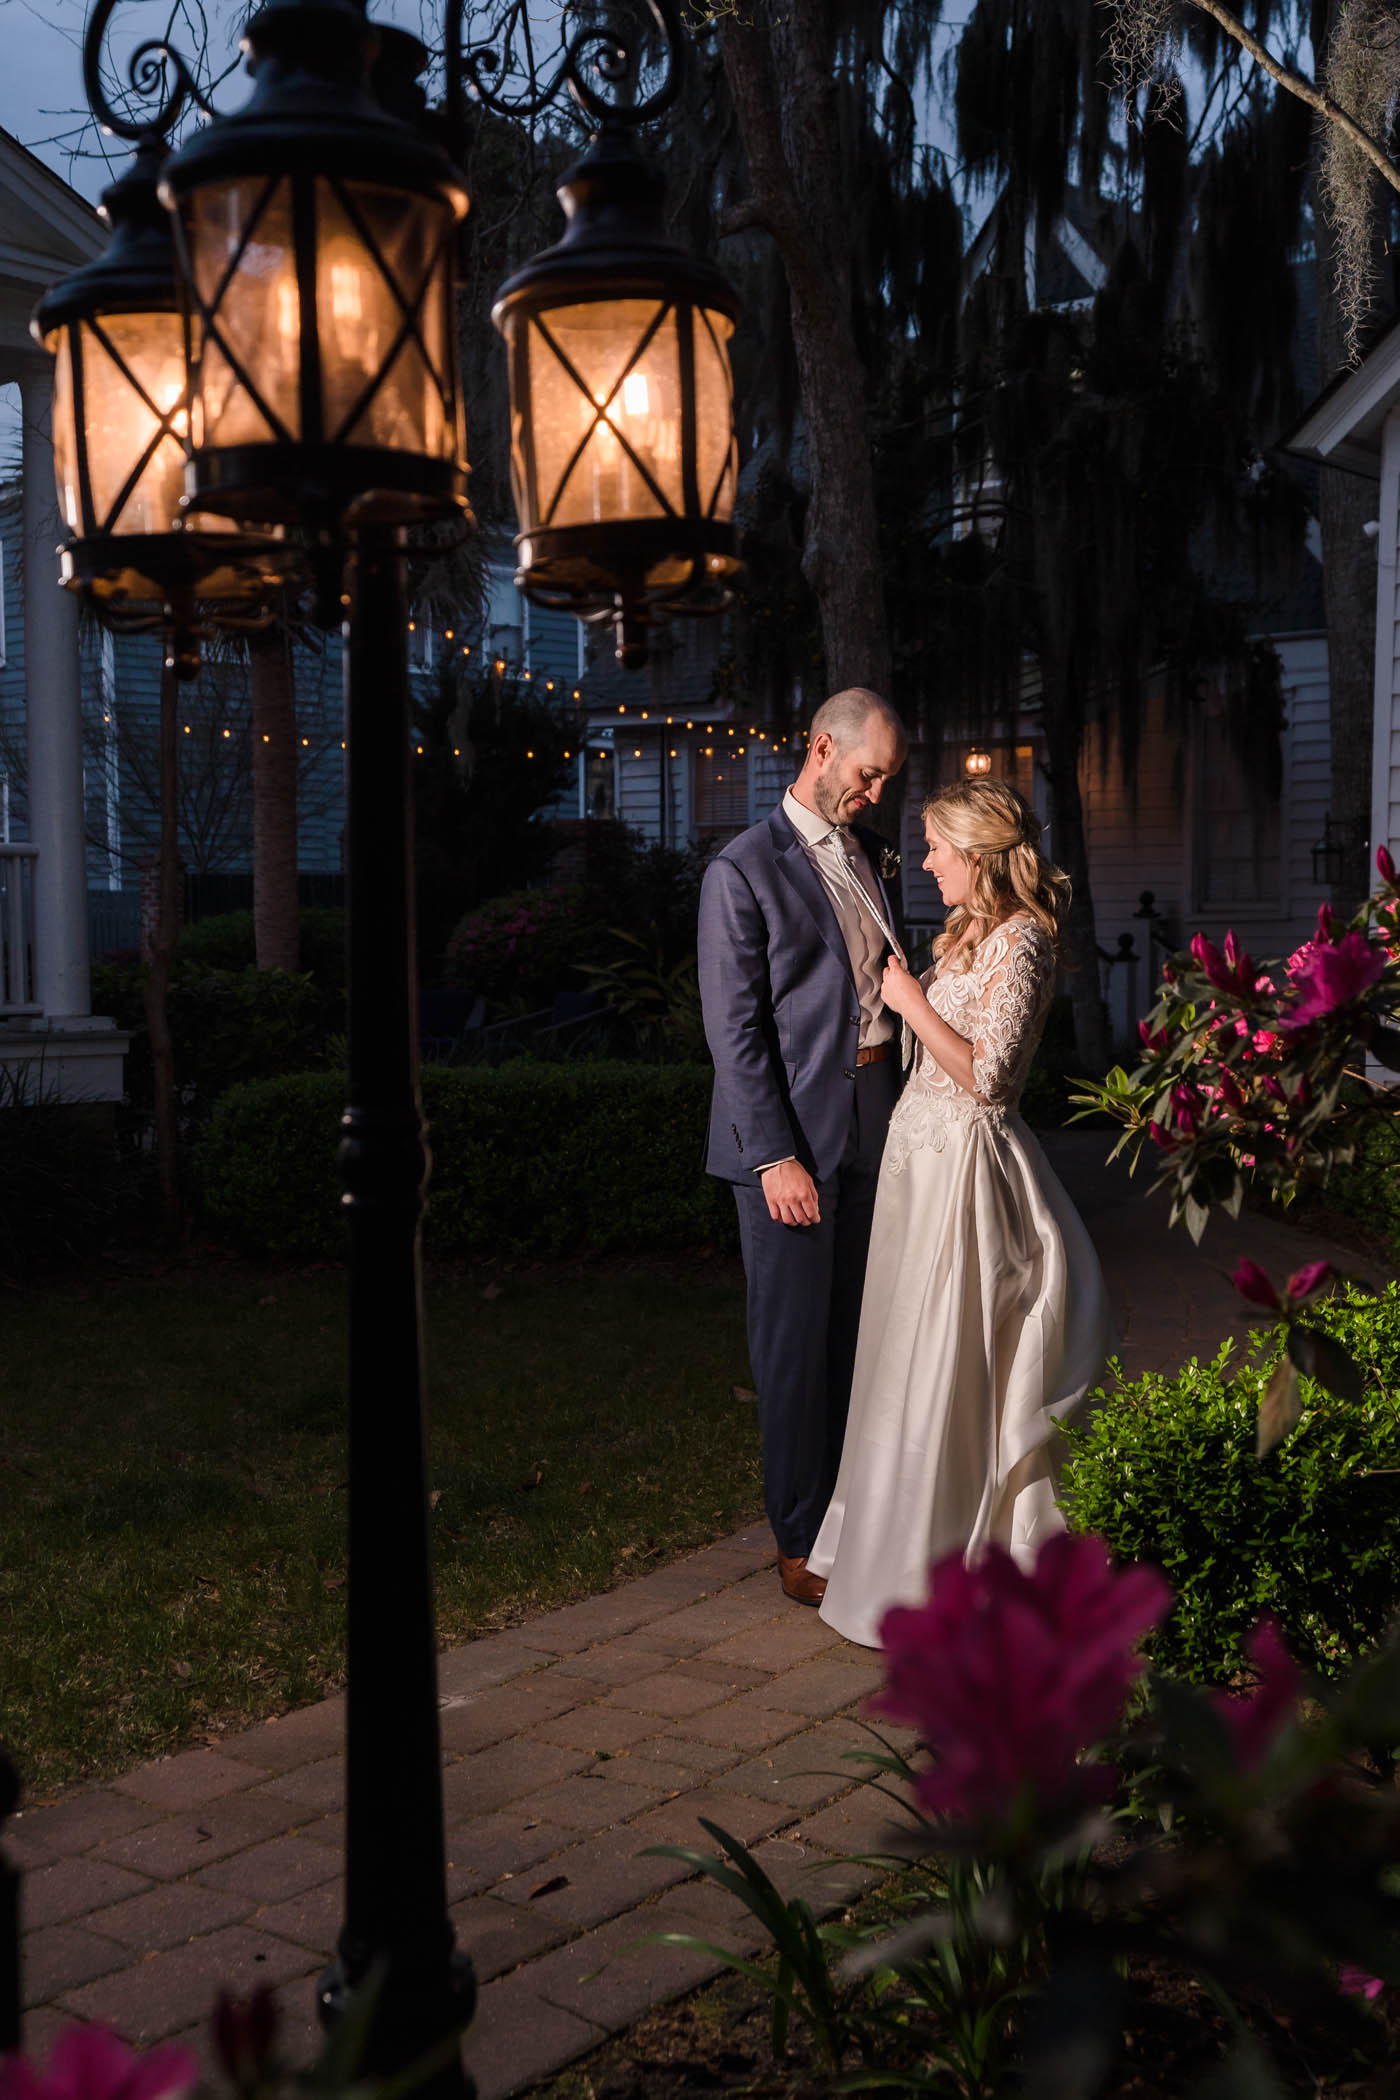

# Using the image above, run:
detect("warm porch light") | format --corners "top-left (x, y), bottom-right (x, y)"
top-left (493, 134), bottom-right (741, 669)
top-left (965, 745), bottom-right (993, 777)
top-left (158, 0), bottom-right (469, 536)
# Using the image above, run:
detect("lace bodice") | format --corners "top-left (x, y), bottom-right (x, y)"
top-left (885, 914), bottom-right (1057, 1173)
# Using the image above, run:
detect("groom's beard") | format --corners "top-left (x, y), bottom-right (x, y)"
top-left (810, 774), bottom-right (850, 828)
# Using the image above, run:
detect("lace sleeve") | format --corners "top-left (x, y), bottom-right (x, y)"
top-left (971, 919), bottom-right (1056, 1103)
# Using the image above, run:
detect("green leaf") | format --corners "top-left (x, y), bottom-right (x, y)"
top-left (1287, 1325), bottom-right (1365, 1404)
top-left (1256, 1356), bottom-right (1302, 1457)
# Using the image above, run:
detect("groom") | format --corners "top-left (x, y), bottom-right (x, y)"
top-left (698, 688), bottom-right (907, 1604)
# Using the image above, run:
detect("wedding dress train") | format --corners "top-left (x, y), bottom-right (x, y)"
top-left (807, 913), bottom-right (1113, 1649)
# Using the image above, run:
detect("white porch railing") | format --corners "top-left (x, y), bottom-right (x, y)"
top-left (0, 845), bottom-right (41, 1019)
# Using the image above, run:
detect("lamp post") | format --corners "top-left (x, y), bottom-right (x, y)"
top-left (34, 0), bottom-right (741, 2088)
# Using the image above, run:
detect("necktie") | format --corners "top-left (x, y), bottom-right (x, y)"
top-left (824, 829), bottom-right (903, 960)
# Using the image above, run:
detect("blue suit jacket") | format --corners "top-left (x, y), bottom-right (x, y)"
top-left (697, 804), bottom-right (901, 1186)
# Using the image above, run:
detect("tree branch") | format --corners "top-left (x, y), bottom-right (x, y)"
top-left (1185, 0), bottom-right (1400, 196)
top-left (717, 198), bottom-right (770, 239)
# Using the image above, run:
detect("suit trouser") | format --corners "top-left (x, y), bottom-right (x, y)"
top-left (732, 1059), bottom-right (900, 1559)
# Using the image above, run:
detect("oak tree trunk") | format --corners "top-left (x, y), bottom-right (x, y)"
top-left (1042, 695), bottom-right (1109, 1073)
top-left (714, 7), bottom-right (892, 712)
top-left (249, 621), bottom-right (300, 973)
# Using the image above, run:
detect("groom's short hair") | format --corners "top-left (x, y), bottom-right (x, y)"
top-left (811, 687), bottom-right (907, 758)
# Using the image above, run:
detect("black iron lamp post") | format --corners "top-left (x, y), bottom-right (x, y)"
top-left (27, 0), bottom-right (741, 2090)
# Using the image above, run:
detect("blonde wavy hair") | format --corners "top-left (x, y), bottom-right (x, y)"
top-left (925, 779), bottom-right (1070, 969)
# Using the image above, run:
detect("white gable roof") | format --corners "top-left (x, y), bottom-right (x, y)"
top-left (0, 125), bottom-right (102, 376)
top-left (1284, 315), bottom-right (1400, 481)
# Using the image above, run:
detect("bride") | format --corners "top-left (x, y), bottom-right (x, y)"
top-left (807, 777), bottom-right (1113, 1649)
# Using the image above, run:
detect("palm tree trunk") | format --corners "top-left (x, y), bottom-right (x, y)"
top-left (249, 621), bottom-right (300, 972)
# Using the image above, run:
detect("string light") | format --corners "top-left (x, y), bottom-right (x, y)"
top-left (222, 728), bottom-right (231, 739)
top-left (669, 747), bottom-right (677, 757)
top-left (301, 737), bottom-right (310, 747)
top-left (686, 720), bottom-right (694, 729)
top-left (262, 733), bottom-right (271, 743)
top-left (526, 749), bottom-right (534, 758)
top-left (407, 621), bottom-right (415, 632)
top-left (573, 688), bottom-right (581, 701)
top-left (523, 670), bottom-right (531, 681)
top-left (445, 628), bottom-right (454, 640)
top-left (563, 749), bottom-right (571, 758)
top-left (183, 724), bottom-right (191, 734)
top-left (641, 710), bottom-right (648, 719)
top-left (546, 680), bottom-right (555, 691)
top-left (495, 658), bottom-right (505, 675)
top-left (617, 705), bottom-right (626, 715)
top-left (633, 747), bottom-right (641, 757)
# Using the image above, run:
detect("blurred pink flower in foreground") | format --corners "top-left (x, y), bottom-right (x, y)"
top-left (1339, 1966), bottom-right (1386, 2002)
top-left (1283, 931), bottom-right (1384, 1031)
top-left (871, 1535), bottom-right (1171, 1830)
top-left (1212, 1620), bottom-right (1301, 1772)
top-left (0, 2029), bottom-right (197, 2100)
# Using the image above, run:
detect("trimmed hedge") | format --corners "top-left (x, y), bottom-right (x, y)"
top-left (194, 1061), bottom-right (739, 1259)
top-left (1062, 1284), bottom-right (1400, 1684)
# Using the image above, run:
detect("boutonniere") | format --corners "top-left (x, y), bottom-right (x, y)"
top-left (877, 844), bottom-right (902, 882)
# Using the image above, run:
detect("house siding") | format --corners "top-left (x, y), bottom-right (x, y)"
top-left (1375, 411), bottom-right (1400, 870)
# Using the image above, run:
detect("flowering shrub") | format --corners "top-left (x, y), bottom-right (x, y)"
top-left (652, 1532), bottom-right (1400, 2096)
top-left (1074, 854), bottom-right (1400, 1242)
top-left (441, 884), bottom-right (588, 1009)
top-left (0, 2029), bottom-right (197, 2100)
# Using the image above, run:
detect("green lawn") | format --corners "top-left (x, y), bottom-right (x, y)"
top-left (0, 1261), bottom-right (758, 1796)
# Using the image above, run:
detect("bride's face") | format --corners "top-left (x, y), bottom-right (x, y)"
top-left (923, 821), bottom-right (975, 908)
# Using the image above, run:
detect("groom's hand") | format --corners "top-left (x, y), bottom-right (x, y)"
top-left (760, 1159), bottom-right (821, 1227)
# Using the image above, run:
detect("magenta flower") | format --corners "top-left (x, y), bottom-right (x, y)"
top-left (1379, 845), bottom-right (1397, 889)
top-left (1148, 1120), bottom-right (1176, 1151)
top-left (1339, 1966), bottom-right (1385, 2002)
top-left (1315, 902), bottom-right (1336, 944)
top-left (1232, 1259), bottom-right (1281, 1311)
top-left (871, 1536), bottom-right (1171, 1832)
top-left (1286, 1260), bottom-right (1330, 1304)
top-left (0, 2029), bottom-right (198, 2100)
top-left (1283, 931), bottom-right (1385, 1031)
top-left (1170, 1083), bottom-right (1204, 1135)
top-left (213, 1985), bottom-right (279, 2082)
top-left (1252, 1030), bottom-right (1284, 1057)
top-left (1191, 931), bottom-right (1260, 998)
top-left (1212, 1620), bottom-right (1301, 1771)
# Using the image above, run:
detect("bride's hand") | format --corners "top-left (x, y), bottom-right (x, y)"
top-left (880, 955), bottom-right (923, 1021)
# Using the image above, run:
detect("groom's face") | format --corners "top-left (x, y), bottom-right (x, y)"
top-left (810, 718), bottom-right (905, 828)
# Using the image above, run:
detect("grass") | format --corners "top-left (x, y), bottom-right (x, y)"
top-left (0, 1258), bottom-right (759, 1797)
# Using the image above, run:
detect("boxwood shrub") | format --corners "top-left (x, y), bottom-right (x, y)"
top-left (1062, 1283), bottom-right (1400, 1684)
top-left (194, 1060), bottom-right (739, 1260)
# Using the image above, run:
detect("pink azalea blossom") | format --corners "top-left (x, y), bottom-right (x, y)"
top-left (1286, 1260), bottom-right (1330, 1305)
top-left (1170, 1084), bottom-right (1204, 1135)
top-left (1232, 1259), bottom-right (1281, 1311)
top-left (1212, 1620), bottom-right (1301, 1771)
top-left (1283, 932), bottom-right (1385, 1031)
top-left (1339, 1966), bottom-right (1386, 2002)
top-left (871, 1536), bottom-right (1171, 1830)
top-left (1148, 1120), bottom-right (1176, 1151)
top-left (1252, 1030), bottom-right (1284, 1057)
top-left (0, 2029), bottom-right (198, 2100)
top-left (1378, 844), bottom-right (1397, 889)
top-left (1316, 902), bottom-right (1336, 945)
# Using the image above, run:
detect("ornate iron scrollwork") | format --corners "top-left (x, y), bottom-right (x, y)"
top-left (444, 0), bottom-right (684, 145)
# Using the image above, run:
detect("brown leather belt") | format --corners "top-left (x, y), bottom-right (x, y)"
top-left (856, 1042), bottom-right (893, 1066)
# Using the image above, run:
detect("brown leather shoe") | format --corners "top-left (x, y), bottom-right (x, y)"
top-left (779, 1553), bottom-right (827, 1606)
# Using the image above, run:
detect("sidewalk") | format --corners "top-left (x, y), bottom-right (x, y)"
top-left (9, 1134), bottom-right (1393, 2100)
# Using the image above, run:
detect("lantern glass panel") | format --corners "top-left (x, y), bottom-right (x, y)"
top-left (190, 176), bottom-right (301, 447)
top-left (527, 298), bottom-right (681, 528)
top-left (51, 313), bottom-right (188, 537)
top-left (694, 307), bottom-right (737, 521)
top-left (318, 180), bottom-right (454, 458)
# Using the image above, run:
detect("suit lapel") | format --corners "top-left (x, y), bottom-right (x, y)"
top-left (768, 807), bottom-right (857, 985)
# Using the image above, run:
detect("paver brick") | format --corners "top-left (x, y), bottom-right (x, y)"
top-left (519, 1776), bottom-right (663, 1833)
top-left (591, 1755), bottom-right (699, 1794)
top-left (437, 1676), bottom-right (585, 1754)
top-left (518, 1906), bottom-right (723, 2034)
top-left (252, 1875), bottom-right (343, 1954)
top-left (440, 1739), bottom-right (591, 1820)
top-left (216, 1699), bottom-right (347, 1773)
top-left (113, 1751), bottom-right (261, 1811)
top-left (22, 1925), bottom-right (128, 2007)
top-left (444, 1812), bottom-right (577, 1889)
top-left (632, 1734), bottom-right (744, 1775)
top-left (710, 1719), bottom-right (871, 1813)
top-left (248, 1758), bottom-right (344, 1814)
top-left (465, 1966), bottom-right (604, 2100)
top-left (760, 1652), bottom-right (887, 1718)
top-left (625, 1785), bottom-right (786, 1854)
top-left (796, 1792), bottom-right (919, 1860)
top-left (435, 1633), bottom-right (552, 1698)
top-left (640, 1595), bottom-right (785, 1653)
top-left (19, 1790), bottom-right (165, 1859)
top-left (680, 1704), bottom-right (811, 1754)
top-left (447, 1891), bottom-right (570, 1983)
top-left (195, 1833), bottom-right (345, 1904)
top-left (492, 1830), bottom-right (693, 1931)
top-left (92, 1793), bottom-right (306, 1880)
top-left (508, 1590), bottom-right (670, 1656)
top-left (699, 1613), bottom-right (841, 1671)
top-left (598, 1673), bottom-right (727, 1721)
top-left (3, 1823), bottom-right (59, 1871)
top-left (541, 1643), bottom-right (679, 1688)
top-left (23, 1857), bottom-right (153, 1930)
top-left (531, 1705), bottom-right (663, 1756)
top-left (666, 1658), bottom-right (772, 1693)
top-left (59, 1925), bottom-right (318, 2043)
top-left (88, 1879), bottom-right (256, 1953)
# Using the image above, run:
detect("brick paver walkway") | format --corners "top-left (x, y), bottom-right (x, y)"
top-left (8, 1134), bottom-right (1392, 2098)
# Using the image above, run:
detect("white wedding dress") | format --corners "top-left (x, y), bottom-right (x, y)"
top-left (807, 912), bottom-right (1113, 1649)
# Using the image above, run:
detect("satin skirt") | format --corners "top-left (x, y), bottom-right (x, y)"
top-left (807, 1109), bottom-right (1113, 1649)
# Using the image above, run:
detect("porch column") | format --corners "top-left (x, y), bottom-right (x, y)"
top-left (19, 357), bottom-right (91, 1021)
